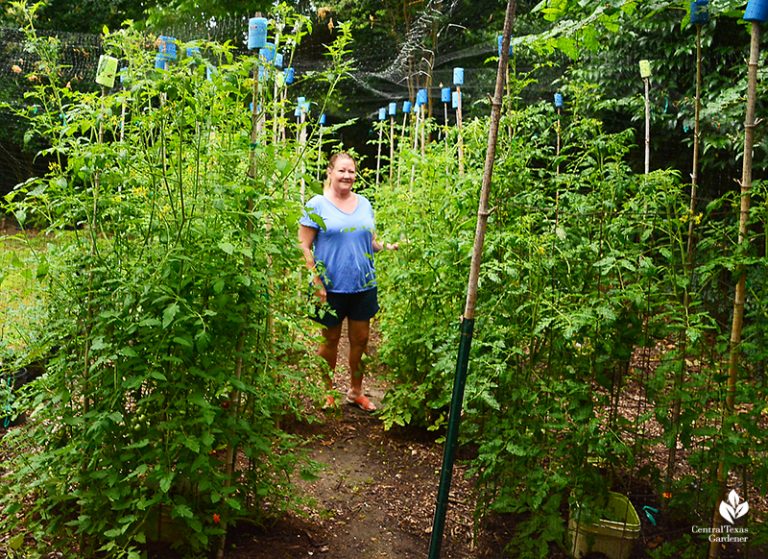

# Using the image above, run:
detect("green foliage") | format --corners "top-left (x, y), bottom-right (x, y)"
top-left (374, 73), bottom-right (768, 553)
top-left (0, 7), bottom-right (353, 556)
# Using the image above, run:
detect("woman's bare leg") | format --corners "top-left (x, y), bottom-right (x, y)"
top-left (347, 319), bottom-right (370, 395)
top-left (318, 324), bottom-right (343, 393)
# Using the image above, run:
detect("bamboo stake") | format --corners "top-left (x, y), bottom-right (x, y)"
top-left (397, 108), bottom-right (408, 188)
top-left (421, 104), bottom-right (426, 156)
top-left (316, 123), bottom-right (324, 182)
top-left (427, 1), bottom-right (515, 557)
top-left (299, 107), bottom-right (307, 204)
top-left (643, 76), bottom-right (650, 174)
top-left (217, 55), bottom-right (261, 559)
top-left (375, 118), bottom-right (384, 187)
top-left (456, 84), bottom-right (464, 175)
top-left (389, 111), bottom-right (395, 182)
top-left (666, 19), bottom-right (705, 501)
top-left (707, 20), bottom-right (761, 559)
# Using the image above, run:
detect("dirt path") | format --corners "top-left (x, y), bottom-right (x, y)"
top-left (227, 326), bottom-right (479, 559)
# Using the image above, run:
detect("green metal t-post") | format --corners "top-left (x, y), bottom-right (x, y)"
top-left (427, 1), bottom-right (516, 557)
top-left (428, 317), bottom-right (474, 559)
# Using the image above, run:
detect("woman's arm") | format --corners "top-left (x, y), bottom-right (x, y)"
top-left (298, 224), bottom-right (326, 302)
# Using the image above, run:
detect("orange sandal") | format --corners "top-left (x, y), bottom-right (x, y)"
top-left (346, 391), bottom-right (376, 412)
top-left (322, 394), bottom-right (338, 410)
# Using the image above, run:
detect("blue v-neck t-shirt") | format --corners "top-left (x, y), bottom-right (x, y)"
top-left (300, 194), bottom-right (377, 293)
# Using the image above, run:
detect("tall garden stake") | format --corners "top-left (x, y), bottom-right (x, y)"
top-left (389, 102), bottom-right (396, 182)
top-left (666, 0), bottom-right (709, 503)
top-left (427, 1), bottom-right (516, 557)
top-left (708, 3), bottom-right (765, 557)
top-left (376, 107), bottom-right (386, 186)
top-left (397, 101), bottom-right (411, 188)
top-left (217, 19), bottom-right (266, 558)
top-left (639, 59), bottom-right (652, 174)
top-left (454, 67), bottom-right (465, 175)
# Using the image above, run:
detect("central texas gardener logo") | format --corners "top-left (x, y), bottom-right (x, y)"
top-left (719, 490), bottom-right (749, 525)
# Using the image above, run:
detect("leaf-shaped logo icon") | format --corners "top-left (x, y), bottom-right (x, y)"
top-left (719, 490), bottom-right (749, 524)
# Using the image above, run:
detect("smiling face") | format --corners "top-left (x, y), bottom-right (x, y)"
top-left (327, 154), bottom-right (356, 195)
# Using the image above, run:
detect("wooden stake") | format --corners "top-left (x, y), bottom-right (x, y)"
top-left (376, 120), bottom-right (384, 187)
top-left (389, 114), bottom-right (395, 182)
top-left (427, 2), bottom-right (516, 556)
top-left (643, 76), bottom-right (650, 174)
top-left (456, 85), bottom-right (464, 175)
top-left (666, 20), bottom-right (705, 501)
top-left (707, 21), bottom-right (761, 559)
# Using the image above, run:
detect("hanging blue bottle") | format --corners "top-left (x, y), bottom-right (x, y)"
top-left (554, 93), bottom-right (563, 109)
top-left (744, 0), bottom-right (768, 22)
top-left (248, 17), bottom-right (268, 50)
top-left (319, 113), bottom-right (327, 126)
top-left (441, 87), bottom-right (451, 103)
top-left (378, 108), bottom-right (387, 121)
top-left (388, 102), bottom-right (397, 116)
top-left (403, 101), bottom-right (412, 114)
top-left (284, 67), bottom-right (295, 85)
top-left (453, 67), bottom-right (464, 86)
top-left (416, 88), bottom-right (428, 106)
top-left (690, 0), bottom-right (710, 24)
top-left (157, 36), bottom-right (177, 60)
top-left (259, 42), bottom-right (275, 63)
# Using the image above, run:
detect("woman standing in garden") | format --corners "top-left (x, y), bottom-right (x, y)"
top-left (299, 152), bottom-right (397, 411)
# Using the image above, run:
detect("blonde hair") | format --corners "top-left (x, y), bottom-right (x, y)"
top-left (323, 152), bottom-right (356, 190)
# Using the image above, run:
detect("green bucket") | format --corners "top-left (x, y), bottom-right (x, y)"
top-left (568, 491), bottom-right (640, 559)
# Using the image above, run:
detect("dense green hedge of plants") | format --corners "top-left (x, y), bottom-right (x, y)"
top-left (0, 5), bottom-right (350, 557)
top-left (374, 75), bottom-right (768, 556)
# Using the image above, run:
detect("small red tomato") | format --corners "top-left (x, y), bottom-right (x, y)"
top-left (213, 513), bottom-right (221, 524)
top-left (220, 400), bottom-right (230, 409)
top-left (662, 491), bottom-right (672, 499)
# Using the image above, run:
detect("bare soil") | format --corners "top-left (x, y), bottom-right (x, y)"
top-left (225, 324), bottom-right (480, 559)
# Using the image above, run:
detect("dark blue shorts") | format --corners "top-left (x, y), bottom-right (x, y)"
top-left (312, 287), bottom-right (379, 328)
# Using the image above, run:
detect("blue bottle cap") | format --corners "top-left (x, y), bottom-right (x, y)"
top-left (453, 67), bottom-right (464, 86)
top-left (744, 0), bottom-right (768, 22)
top-left (259, 42), bottom-right (275, 63)
top-left (157, 36), bottom-right (177, 60)
top-left (690, 0), bottom-right (710, 24)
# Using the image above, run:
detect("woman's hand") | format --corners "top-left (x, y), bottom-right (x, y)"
top-left (312, 277), bottom-right (327, 304)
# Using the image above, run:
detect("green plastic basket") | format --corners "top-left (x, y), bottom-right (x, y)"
top-left (568, 491), bottom-right (640, 559)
